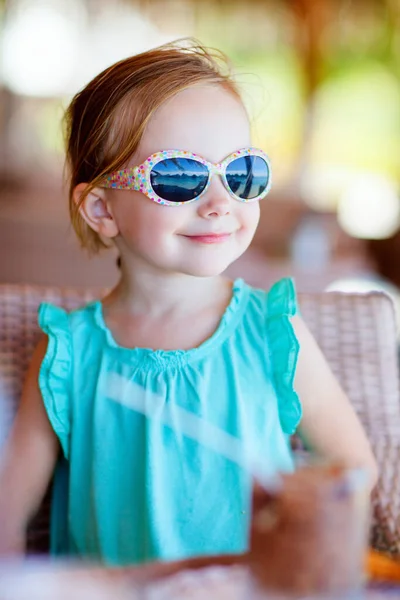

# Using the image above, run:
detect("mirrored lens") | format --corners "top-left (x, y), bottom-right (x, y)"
top-left (225, 155), bottom-right (270, 200)
top-left (150, 158), bottom-right (209, 202)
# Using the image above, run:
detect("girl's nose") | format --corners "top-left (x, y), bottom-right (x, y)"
top-left (197, 176), bottom-right (231, 218)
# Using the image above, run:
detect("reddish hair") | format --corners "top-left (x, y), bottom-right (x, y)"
top-left (64, 39), bottom-right (242, 253)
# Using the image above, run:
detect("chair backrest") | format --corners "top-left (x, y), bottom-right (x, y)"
top-left (0, 284), bottom-right (399, 554)
top-left (298, 290), bottom-right (400, 555)
top-left (298, 291), bottom-right (400, 440)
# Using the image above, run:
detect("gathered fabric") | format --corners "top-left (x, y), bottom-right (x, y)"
top-left (38, 277), bottom-right (302, 566)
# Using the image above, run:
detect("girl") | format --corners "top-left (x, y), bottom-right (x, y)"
top-left (0, 41), bottom-right (377, 565)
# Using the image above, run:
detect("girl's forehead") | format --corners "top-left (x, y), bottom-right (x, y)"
top-left (132, 84), bottom-right (251, 165)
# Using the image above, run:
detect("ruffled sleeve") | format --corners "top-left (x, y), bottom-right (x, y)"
top-left (38, 303), bottom-right (72, 459)
top-left (266, 278), bottom-right (302, 435)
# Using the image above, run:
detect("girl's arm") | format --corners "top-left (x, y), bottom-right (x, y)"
top-left (0, 336), bottom-right (59, 554)
top-left (292, 315), bottom-right (378, 490)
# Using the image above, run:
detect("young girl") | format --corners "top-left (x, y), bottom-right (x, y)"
top-left (0, 41), bottom-right (376, 565)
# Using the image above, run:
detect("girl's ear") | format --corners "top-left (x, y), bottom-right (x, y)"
top-left (73, 183), bottom-right (119, 239)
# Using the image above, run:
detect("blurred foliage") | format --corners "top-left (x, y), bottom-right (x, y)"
top-left (184, 0), bottom-right (400, 185)
top-left (2, 0), bottom-right (399, 190)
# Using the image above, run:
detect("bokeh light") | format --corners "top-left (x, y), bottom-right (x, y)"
top-left (337, 174), bottom-right (400, 240)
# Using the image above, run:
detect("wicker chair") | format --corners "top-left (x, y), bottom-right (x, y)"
top-left (0, 284), bottom-right (399, 554)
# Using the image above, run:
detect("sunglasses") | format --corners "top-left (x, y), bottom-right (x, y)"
top-left (101, 148), bottom-right (272, 206)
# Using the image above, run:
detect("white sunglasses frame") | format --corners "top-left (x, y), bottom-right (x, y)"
top-left (101, 147), bottom-right (272, 206)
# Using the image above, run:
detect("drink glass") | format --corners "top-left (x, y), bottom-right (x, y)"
top-left (247, 463), bottom-right (370, 599)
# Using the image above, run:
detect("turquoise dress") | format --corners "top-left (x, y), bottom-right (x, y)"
top-left (38, 278), bottom-right (302, 566)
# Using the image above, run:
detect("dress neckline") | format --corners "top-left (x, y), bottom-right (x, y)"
top-left (92, 278), bottom-right (249, 369)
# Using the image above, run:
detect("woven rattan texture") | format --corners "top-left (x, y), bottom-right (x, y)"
top-left (299, 291), bottom-right (400, 554)
top-left (0, 285), bottom-right (399, 555)
top-left (299, 292), bottom-right (400, 439)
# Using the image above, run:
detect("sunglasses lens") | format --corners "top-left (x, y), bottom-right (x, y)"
top-left (225, 155), bottom-right (270, 200)
top-left (150, 158), bottom-right (209, 203)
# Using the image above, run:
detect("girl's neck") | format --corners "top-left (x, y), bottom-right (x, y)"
top-left (104, 258), bottom-right (231, 319)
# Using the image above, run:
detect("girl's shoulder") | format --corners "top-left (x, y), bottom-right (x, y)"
top-left (243, 276), bottom-right (298, 320)
top-left (242, 277), bottom-right (301, 435)
top-left (37, 300), bottom-right (105, 365)
top-left (38, 299), bottom-right (102, 333)
top-left (36, 300), bottom-right (106, 460)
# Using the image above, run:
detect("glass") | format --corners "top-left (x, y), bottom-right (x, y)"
top-left (150, 158), bottom-right (209, 202)
top-left (247, 463), bottom-right (371, 599)
top-left (225, 155), bottom-right (270, 200)
top-left (150, 155), bottom-right (271, 203)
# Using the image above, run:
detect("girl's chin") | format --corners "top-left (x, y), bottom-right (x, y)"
top-left (179, 259), bottom-right (238, 278)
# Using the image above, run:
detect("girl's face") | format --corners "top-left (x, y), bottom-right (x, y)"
top-left (107, 84), bottom-right (260, 277)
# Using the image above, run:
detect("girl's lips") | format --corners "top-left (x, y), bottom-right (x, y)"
top-left (183, 233), bottom-right (232, 244)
